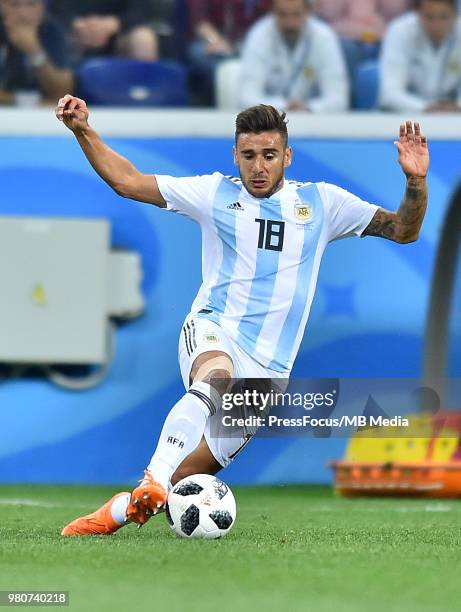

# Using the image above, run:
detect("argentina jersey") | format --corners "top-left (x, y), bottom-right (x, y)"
top-left (156, 172), bottom-right (378, 373)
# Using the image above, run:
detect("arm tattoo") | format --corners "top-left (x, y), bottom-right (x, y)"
top-left (363, 209), bottom-right (396, 240)
top-left (399, 176), bottom-right (428, 227)
top-left (363, 176), bottom-right (428, 243)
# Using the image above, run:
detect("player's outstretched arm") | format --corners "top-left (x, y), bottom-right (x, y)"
top-left (55, 95), bottom-right (166, 207)
top-left (363, 121), bottom-right (429, 243)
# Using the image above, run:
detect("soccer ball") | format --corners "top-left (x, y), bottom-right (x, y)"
top-left (165, 474), bottom-right (236, 539)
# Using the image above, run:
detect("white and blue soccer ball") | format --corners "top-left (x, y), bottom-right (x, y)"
top-left (165, 474), bottom-right (236, 539)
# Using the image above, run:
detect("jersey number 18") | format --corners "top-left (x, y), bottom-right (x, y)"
top-left (255, 219), bottom-right (285, 252)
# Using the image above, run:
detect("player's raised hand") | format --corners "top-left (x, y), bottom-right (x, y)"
top-left (55, 95), bottom-right (89, 133)
top-left (395, 121), bottom-right (429, 178)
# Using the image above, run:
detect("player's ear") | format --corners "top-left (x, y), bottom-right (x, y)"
top-left (284, 146), bottom-right (293, 168)
top-left (233, 145), bottom-right (238, 166)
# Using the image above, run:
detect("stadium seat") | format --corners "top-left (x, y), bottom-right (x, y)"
top-left (77, 58), bottom-right (189, 107)
top-left (215, 59), bottom-right (241, 110)
top-left (352, 60), bottom-right (380, 111)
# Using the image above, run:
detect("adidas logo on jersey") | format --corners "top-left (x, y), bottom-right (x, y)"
top-left (227, 201), bottom-right (245, 211)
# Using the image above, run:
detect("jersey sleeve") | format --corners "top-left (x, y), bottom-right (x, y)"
top-left (319, 182), bottom-right (379, 242)
top-left (155, 173), bottom-right (219, 223)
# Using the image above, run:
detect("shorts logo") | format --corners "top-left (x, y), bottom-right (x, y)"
top-left (203, 333), bottom-right (219, 343)
top-left (294, 202), bottom-right (313, 222)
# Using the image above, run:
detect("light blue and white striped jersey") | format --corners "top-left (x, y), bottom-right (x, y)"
top-left (156, 172), bottom-right (378, 373)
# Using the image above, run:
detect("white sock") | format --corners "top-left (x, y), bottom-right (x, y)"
top-left (146, 382), bottom-right (221, 490)
top-left (110, 492), bottom-right (130, 525)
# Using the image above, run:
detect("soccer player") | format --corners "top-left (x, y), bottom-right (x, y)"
top-left (56, 96), bottom-right (429, 535)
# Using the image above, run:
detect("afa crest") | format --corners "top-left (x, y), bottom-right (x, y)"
top-left (203, 333), bottom-right (219, 343)
top-left (294, 202), bottom-right (314, 222)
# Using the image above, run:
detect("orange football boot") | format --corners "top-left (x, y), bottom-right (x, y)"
top-left (61, 491), bottom-right (130, 536)
top-left (126, 470), bottom-right (167, 526)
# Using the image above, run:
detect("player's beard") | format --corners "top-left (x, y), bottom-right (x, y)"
top-left (241, 169), bottom-right (285, 199)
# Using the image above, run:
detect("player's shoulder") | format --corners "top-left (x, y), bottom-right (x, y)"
top-left (185, 171), bottom-right (224, 189)
top-left (156, 172), bottom-right (224, 202)
top-left (286, 178), bottom-right (329, 192)
top-left (287, 179), bottom-right (349, 202)
top-left (213, 172), bottom-right (244, 193)
top-left (286, 179), bottom-right (313, 189)
top-left (193, 172), bottom-right (235, 198)
top-left (315, 181), bottom-right (349, 199)
top-left (177, 171), bottom-right (241, 191)
top-left (286, 179), bottom-right (334, 205)
top-left (223, 174), bottom-right (243, 187)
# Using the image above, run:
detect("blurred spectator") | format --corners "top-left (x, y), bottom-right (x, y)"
top-left (380, 0), bottom-right (461, 112)
top-left (49, 0), bottom-right (163, 64)
top-left (240, 0), bottom-right (348, 111)
top-left (0, 0), bottom-right (73, 105)
top-left (186, 0), bottom-right (271, 106)
top-left (314, 0), bottom-right (412, 79)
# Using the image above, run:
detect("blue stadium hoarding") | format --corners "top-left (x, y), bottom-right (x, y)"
top-left (0, 134), bottom-right (459, 485)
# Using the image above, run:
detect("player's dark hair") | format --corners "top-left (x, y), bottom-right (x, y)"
top-left (235, 105), bottom-right (289, 148)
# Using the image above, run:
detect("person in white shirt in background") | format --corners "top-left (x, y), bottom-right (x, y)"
top-left (239, 0), bottom-right (349, 112)
top-left (380, 0), bottom-right (461, 112)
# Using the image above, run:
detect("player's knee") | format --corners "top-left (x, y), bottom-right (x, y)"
top-left (203, 368), bottom-right (232, 396)
top-left (190, 351), bottom-right (234, 386)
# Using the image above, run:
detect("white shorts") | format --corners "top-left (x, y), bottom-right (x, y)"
top-left (178, 314), bottom-right (288, 468)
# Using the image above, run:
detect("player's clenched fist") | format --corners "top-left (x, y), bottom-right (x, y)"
top-left (55, 94), bottom-right (89, 133)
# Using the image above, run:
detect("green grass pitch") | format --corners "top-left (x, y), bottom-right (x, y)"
top-left (1, 484), bottom-right (461, 612)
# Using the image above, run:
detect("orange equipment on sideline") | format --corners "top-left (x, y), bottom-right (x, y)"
top-left (330, 412), bottom-right (461, 498)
